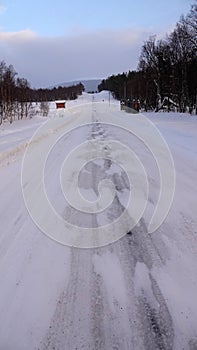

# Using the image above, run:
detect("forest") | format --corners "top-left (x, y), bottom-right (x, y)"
top-left (98, 3), bottom-right (197, 113)
top-left (0, 61), bottom-right (84, 124)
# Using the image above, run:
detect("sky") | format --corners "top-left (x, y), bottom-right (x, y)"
top-left (0, 0), bottom-right (193, 88)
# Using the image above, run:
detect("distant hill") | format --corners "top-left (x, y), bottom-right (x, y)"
top-left (53, 79), bottom-right (102, 92)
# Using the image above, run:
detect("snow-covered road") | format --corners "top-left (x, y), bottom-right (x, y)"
top-left (0, 118), bottom-right (46, 152)
top-left (0, 92), bottom-right (197, 350)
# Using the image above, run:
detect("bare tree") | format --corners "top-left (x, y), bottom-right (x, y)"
top-left (40, 101), bottom-right (49, 116)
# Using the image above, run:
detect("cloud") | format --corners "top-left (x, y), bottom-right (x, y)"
top-left (0, 28), bottom-right (150, 88)
top-left (0, 29), bottom-right (37, 41)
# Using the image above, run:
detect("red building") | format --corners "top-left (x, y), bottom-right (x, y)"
top-left (55, 100), bottom-right (66, 109)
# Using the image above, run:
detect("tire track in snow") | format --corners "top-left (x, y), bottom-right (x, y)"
top-left (40, 249), bottom-right (93, 350)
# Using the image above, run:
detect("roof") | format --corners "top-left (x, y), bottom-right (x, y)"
top-left (55, 100), bottom-right (66, 104)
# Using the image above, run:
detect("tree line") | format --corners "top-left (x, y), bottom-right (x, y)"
top-left (98, 3), bottom-right (197, 113)
top-left (0, 61), bottom-right (84, 124)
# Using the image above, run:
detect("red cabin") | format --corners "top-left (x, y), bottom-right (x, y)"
top-left (55, 100), bottom-right (66, 109)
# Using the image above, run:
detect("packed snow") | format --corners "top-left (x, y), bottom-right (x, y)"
top-left (0, 91), bottom-right (197, 350)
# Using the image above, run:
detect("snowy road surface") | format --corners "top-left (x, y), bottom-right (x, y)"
top-left (0, 92), bottom-right (197, 350)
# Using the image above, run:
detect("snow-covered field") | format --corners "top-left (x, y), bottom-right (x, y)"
top-left (0, 91), bottom-right (197, 350)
